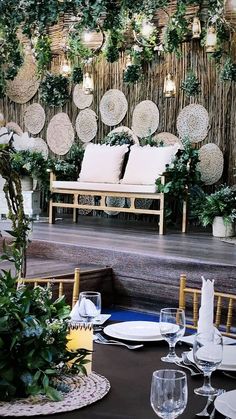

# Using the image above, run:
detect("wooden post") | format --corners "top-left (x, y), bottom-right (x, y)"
top-left (49, 172), bottom-right (56, 224)
top-left (182, 188), bottom-right (188, 233)
top-left (179, 274), bottom-right (186, 310)
top-left (159, 176), bottom-right (165, 235)
top-left (73, 194), bottom-right (78, 223)
top-left (72, 268), bottom-right (80, 307)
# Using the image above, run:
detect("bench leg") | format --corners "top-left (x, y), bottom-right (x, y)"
top-left (182, 196), bottom-right (188, 233)
top-left (159, 195), bottom-right (165, 235)
top-left (49, 199), bottom-right (55, 224)
top-left (73, 208), bottom-right (78, 223)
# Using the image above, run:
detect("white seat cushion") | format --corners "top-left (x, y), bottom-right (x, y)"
top-left (78, 143), bottom-right (128, 184)
top-left (52, 181), bottom-right (157, 194)
top-left (121, 144), bottom-right (179, 185)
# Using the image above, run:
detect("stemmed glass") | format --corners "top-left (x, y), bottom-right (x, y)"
top-left (159, 308), bottom-right (186, 363)
top-left (150, 369), bottom-right (188, 418)
top-left (193, 328), bottom-right (223, 396)
top-left (78, 291), bottom-right (101, 323)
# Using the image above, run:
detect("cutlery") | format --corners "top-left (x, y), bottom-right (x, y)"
top-left (174, 361), bottom-right (202, 376)
top-left (94, 333), bottom-right (143, 350)
top-left (182, 351), bottom-right (203, 373)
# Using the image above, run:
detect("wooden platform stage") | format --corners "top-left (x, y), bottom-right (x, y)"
top-left (0, 216), bottom-right (236, 312)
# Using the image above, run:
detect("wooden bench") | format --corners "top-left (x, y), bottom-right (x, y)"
top-left (49, 172), bottom-right (166, 234)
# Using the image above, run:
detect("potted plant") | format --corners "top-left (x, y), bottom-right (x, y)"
top-left (10, 150), bottom-right (49, 191)
top-left (199, 185), bottom-right (236, 237)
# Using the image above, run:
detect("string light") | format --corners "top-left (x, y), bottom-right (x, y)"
top-left (205, 26), bottom-right (217, 53)
top-left (141, 20), bottom-right (155, 38)
top-left (163, 73), bottom-right (176, 98)
top-left (60, 58), bottom-right (71, 76)
top-left (83, 72), bottom-right (94, 94)
top-left (192, 17), bottom-right (201, 39)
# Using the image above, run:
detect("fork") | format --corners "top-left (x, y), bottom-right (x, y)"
top-left (174, 361), bottom-right (202, 376)
top-left (182, 351), bottom-right (202, 373)
top-left (94, 333), bottom-right (143, 350)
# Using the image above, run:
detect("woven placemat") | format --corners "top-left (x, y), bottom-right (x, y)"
top-left (132, 100), bottom-right (159, 138)
top-left (73, 84), bottom-right (93, 109)
top-left (24, 103), bottom-right (46, 135)
top-left (100, 89), bottom-right (128, 126)
top-left (177, 104), bottom-right (209, 143)
top-left (108, 126), bottom-right (139, 144)
top-left (47, 113), bottom-right (75, 156)
top-left (0, 372), bottom-right (110, 417)
top-left (154, 132), bottom-right (182, 147)
top-left (197, 143), bottom-right (224, 185)
top-left (76, 109), bottom-right (97, 143)
top-left (6, 55), bottom-right (40, 104)
top-left (29, 137), bottom-right (49, 159)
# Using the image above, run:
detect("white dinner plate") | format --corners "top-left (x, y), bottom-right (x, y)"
top-left (215, 390), bottom-right (236, 419)
top-left (187, 346), bottom-right (236, 371)
top-left (103, 321), bottom-right (163, 342)
top-left (180, 334), bottom-right (236, 346)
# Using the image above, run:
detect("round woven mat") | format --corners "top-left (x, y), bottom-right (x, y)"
top-left (100, 89), bottom-right (128, 126)
top-left (24, 103), bottom-right (46, 135)
top-left (5, 122), bottom-right (23, 136)
top-left (29, 137), bottom-right (49, 159)
top-left (78, 195), bottom-right (95, 215)
top-left (153, 132), bottom-right (182, 147)
top-left (177, 104), bottom-right (209, 143)
top-left (197, 143), bottom-right (224, 185)
top-left (76, 109), bottom-right (97, 143)
top-left (126, 198), bottom-right (153, 210)
top-left (0, 372), bottom-right (110, 417)
top-left (47, 113), bottom-right (74, 156)
top-left (6, 55), bottom-right (40, 104)
top-left (105, 196), bottom-right (126, 216)
top-left (108, 126), bottom-right (139, 144)
top-left (132, 100), bottom-right (159, 138)
top-left (73, 84), bottom-right (93, 109)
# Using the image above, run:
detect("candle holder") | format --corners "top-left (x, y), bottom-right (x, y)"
top-left (67, 322), bottom-right (93, 374)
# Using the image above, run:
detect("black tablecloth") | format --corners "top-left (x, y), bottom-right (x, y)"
top-left (15, 340), bottom-right (235, 419)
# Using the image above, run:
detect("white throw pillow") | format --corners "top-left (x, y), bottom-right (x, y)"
top-left (78, 143), bottom-right (128, 183)
top-left (121, 144), bottom-right (179, 185)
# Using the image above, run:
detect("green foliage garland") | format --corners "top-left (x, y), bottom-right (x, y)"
top-left (71, 66), bottom-right (83, 85)
top-left (123, 64), bottom-right (142, 84)
top-left (40, 73), bottom-right (70, 107)
top-left (103, 131), bottom-right (133, 146)
top-left (34, 35), bottom-right (52, 75)
top-left (181, 71), bottom-right (201, 96)
top-left (220, 58), bottom-right (236, 82)
top-left (48, 143), bottom-right (85, 181)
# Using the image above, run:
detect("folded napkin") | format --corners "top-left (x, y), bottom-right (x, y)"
top-left (70, 298), bottom-right (97, 321)
top-left (197, 276), bottom-right (214, 335)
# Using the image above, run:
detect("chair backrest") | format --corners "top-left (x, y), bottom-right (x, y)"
top-left (18, 268), bottom-right (80, 308)
top-left (179, 273), bottom-right (236, 338)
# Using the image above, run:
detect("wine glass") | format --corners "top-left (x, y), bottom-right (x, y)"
top-left (150, 369), bottom-right (188, 418)
top-left (193, 328), bottom-right (223, 396)
top-left (78, 291), bottom-right (101, 323)
top-left (159, 308), bottom-right (186, 363)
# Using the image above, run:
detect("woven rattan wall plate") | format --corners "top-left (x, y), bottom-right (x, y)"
top-left (177, 104), bottom-right (209, 143)
top-left (0, 372), bottom-right (110, 416)
top-left (47, 113), bottom-right (74, 156)
top-left (24, 103), bottom-right (46, 135)
top-left (100, 89), bottom-right (128, 126)
top-left (154, 132), bottom-right (182, 147)
top-left (6, 55), bottom-right (40, 104)
top-left (5, 122), bottom-right (23, 136)
top-left (108, 126), bottom-right (139, 144)
top-left (105, 196), bottom-right (126, 216)
top-left (132, 100), bottom-right (159, 138)
top-left (197, 143), bottom-right (224, 185)
top-left (73, 84), bottom-right (93, 109)
top-left (29, 137), bottom-right (49, 159)
top-left (78, 195), bottom-right (95, 215)
top-left (76, 109), bottom-right (97, 143)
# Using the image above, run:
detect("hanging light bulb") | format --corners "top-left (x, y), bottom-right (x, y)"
top-left (141, 19), bottom-right (155, 38)
top-left (60, 58), bottom-right (71, 76)
top-left (154, 43), bottom-right (164, 56)
top-left (192, 17), bottom-right (201, 39)
top-left (205, 26), bottom-right (217, 52)
top-left (163, 73), bottom-right (176, 98)
top-left (83, 72), bottom-right (94, 94)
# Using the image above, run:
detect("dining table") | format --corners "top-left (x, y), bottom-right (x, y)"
top-left (13, 326), bottom-right (236, 419)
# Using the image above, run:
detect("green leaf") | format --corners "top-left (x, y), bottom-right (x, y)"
top-left (46, 386), bottom-right (63, 401)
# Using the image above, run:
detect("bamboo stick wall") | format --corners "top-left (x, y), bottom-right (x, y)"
top-left (0, 39), bottom-right (235, 185)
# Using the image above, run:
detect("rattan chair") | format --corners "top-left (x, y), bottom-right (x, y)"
top-left (18, 268), bottom-right (80, 308)
top-left (179, 273), bottom-right (236, 338)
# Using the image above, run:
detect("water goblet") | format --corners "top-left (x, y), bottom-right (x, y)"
top-left (193, 328), bottom-right (223, 396)
top-left (78, 291), bottom-right (101, 323)
top-left (159, 308), bottom-right (186, 363)
top-left (150, 369), bottom-right (188, 418)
